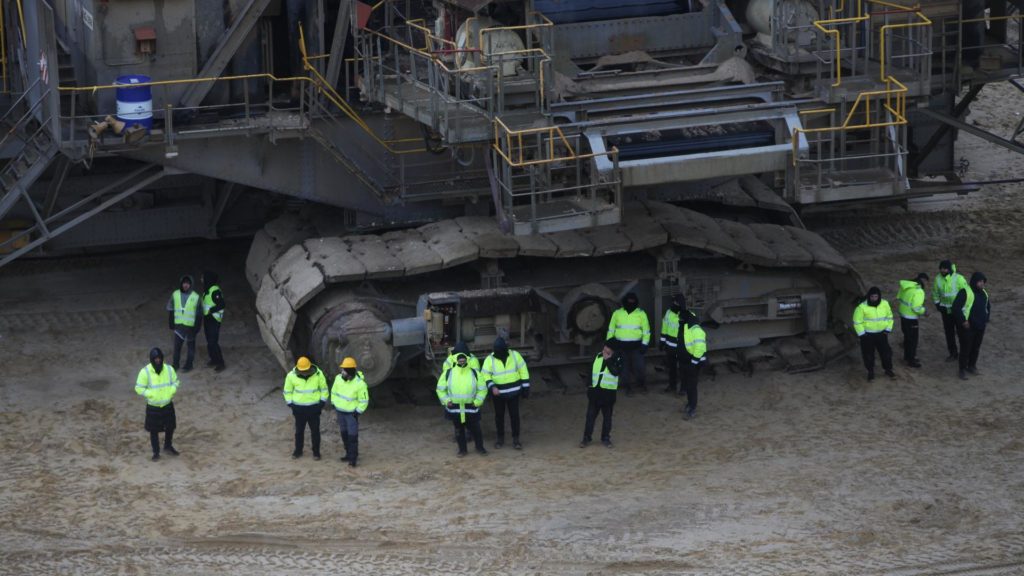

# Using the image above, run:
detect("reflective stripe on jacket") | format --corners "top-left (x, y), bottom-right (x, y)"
top-left (172, 290), bottom-right (200, 327)
top-left (283, 367), bottom-right (328, 406)
top-left (933, 266), bottom-right (968, 308)
top-left (683, 323), bottom-right (707, 363)
top-left (606, 308), bottom-right (651, 345)
top-left (331, 372), bottom-right (369, 414)
top-left (896, 280), bottom-right (926, 320)
top-left (436, 364), bottom-right (487, 423)
top-left (202, 285), bottom-right (224, 322)
top-left (481, 350), bottom-right (530, 395)
top-left (590, 355), bottom-right (619, 390)
top-left (852, 300), bottom-right (894, 336)
top-left (135, 364), bottom-right (179, 407)
top-left (660, 309), bottom-right (680, 347)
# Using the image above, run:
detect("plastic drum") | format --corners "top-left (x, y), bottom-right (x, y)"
top-left (115, 74), bottom-right (153, 130)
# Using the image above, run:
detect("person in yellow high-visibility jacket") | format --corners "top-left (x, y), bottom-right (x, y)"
top-left (135, 347), bottom-right (180, 461)
top-left (283, 356), bottom-right (329, 460)
top-left (895, 273), bottom-right (928, 368)
top-left (331, 357), bottom-right (369, 467)
top-left (605, 292), bottom-right (650, 396)
top-left (680, 317), bottom-right (707, 420)
top-left (437, 351), bottom-right (488, 457)
top-left (853, 286), bottom-right (895, 381)
top-left (934, 260), bottom-right (969, 361)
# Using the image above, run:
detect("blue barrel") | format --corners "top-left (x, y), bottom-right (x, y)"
top-left (115, 74), bottom-right (153, 131)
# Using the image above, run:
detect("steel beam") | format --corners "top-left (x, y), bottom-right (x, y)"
top-left (917, 108), bottom-right (1024, 157)
top-left (42, 154), bottom-right (71, 218)
top-left (911, 83), bottom-right (983, 171)
top-left (0, 168), bottom-right (165, 269)
top-left (177, 0), bottom-right (274, 109)
top-left (325, 0), bottom-right (353, 89)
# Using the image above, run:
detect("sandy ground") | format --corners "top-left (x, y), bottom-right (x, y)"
top-left (2, 91), bottom-right (1024, 574)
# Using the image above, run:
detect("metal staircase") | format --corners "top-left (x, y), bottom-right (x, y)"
top-left (0, 80), bottom-right (60, 226)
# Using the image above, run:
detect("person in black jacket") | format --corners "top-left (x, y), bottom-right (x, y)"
top-left (201, 270), bottom-right (226, 371)
top-left (581, 340), bottom-right (624, 449)
top-left (952, 272), bottom-right (990, 380)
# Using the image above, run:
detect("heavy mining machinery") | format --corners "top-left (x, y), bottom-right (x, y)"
top-left (1, 0), bottom-right (1020, 383)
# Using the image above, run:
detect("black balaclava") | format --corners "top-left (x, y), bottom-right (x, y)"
top-left (970, 271), bottom-right (987, 290)
top-left (623, 292), bottom-right (639, 313)
top-left (915, 273), bottom-right (929, 289)
top-left (866, 286), bottom-right (882, 306)
top-left (493, 337), bottom-right (509, 363)
top-left (202, 270), bottom-right (219, 290)
top-left (150, 347), bottom-right (164, 373)
top-left (670, 294), bottom-right (685, 313)
top-left (453, 341), bottom-right (470, 355)
top-left (180, 275), bottom-right (194, 293)
top-left (939, 260), bottom-right (952, 276)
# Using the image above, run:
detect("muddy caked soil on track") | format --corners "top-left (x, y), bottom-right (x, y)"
top-left (3, 96), bottom-right (1024, 574)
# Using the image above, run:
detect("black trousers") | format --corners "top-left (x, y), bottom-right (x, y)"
top-left (492, 394), bottom-right (521, 440)
top-left (204, 318), bottom-right (224, 366)
top-left (682, 360), bottom-right (700, 412)
top-left (621, 347), bottom-right (646, 391)
top-left (940, 308), bottom-right (958, 357)
top-left (452, 412), bottom-right (484, 453)
top-left (968, 325), bottom-right (985, 369)
top-left (145, 403), bottom-right (176, 456)
top-left (150, 429), bottom-right (175, 455)
top-left (859, 332), bottom-right (893, 373)
top-left (292, 407), bottom-right (321, 456)
top-left (172, 331), bottom-right (196, 369)
top-left (900, 317), bottom-right (920, 362)
top-left (664, 347), bottom-right (681, 392)
top-left (583, 387), bottom-right (616, 442)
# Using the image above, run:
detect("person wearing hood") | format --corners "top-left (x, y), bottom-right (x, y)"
top-left (896, 273), bottom-right (929, 368)
top-left (481, 337), bottom-right (530, 450)
top-left (660, 294), bottom-right (690, 395)
top-left (201, 270), bottom-right (226, 372)
top-left (443, 341), bottom-right (480, 371)
top-left (135, 348), bottom-right (180, 461)
top-left (283, 356), bottom-right (329, 460)
top-left (581, 340), bottom-right (624, 448)
top-left (852, 286), bottom-right (895, 381)
top-left (952, 271), bottom-right (990, 380)
top-left (606, 292), bottom-right (651, 396)
top-left (167, 275), bottom-right (202, 372)
top-left (933, 260), bottom-right (969, 361)
top-left (680, 313), bottom-right (707, 420)
top-left (331, 357), bottom-right (369, 467)
top-left (437, 349), bottom-right (488, 456)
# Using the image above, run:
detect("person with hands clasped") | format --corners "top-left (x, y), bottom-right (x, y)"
top-left (283, 356), bottom-right (328, 461)
top-left (437, 350), bottom-right (488, 457)
top-left (481, 337), bottom-right (530, 450)
top-left (331, 357), bottom-right (369, 467)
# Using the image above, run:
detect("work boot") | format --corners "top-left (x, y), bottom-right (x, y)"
top-left (291, 451), bottom-right (302, 459)
top-left (908, 359), bottom-right (922, 368)
top-left (884, 370), bottom-right (896, 378)
top-left (348, 458), bottom-right (357, 468)
top-left (946, 354), bottom-right (958, 362)
top-left (476, 447), bottom-right (488, 456)
top-left (662, 385), bottom-right (676, 394)
top-left (959, 370), bottom-right (968, 381)
top-left (151, 452), bottom-right (160, 461)
top-left (456, 450), bottom-right (468, 458)
top-left (579, 439), bottom-right (591, 448)
top-left (214, 364), bottom-right (226, 373)
top-left (683, 407), bottom-right (696, 420)
top-left (494, 438), bottom-right (504, 449)
top-left (164, 446), bottom-right (180, 456)
top-left (867, 370), bottom-right (875, 382)
top-left (513, 437), bottom-right (522, 450)
top-left (967, 366), bottom-right (979, 375)
top-left (312, 453), bottom-right (321, 461)
top-left (601, 439), bottom-right (613, 448)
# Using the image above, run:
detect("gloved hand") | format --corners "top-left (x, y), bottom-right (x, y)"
top-left (491, 387), bottom-right (500, 397)
top-left (521, 388), bottom-right (530, 399)
top-left (447, 402), bottom-right (456, 409)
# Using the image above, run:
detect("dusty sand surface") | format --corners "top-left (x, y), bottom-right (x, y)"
top-left (2, 97), bottom-right (1024, 575)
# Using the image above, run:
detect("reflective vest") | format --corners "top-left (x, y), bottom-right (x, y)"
top-left (660, 309), bottom-right (680, 347)
top-left (172, 290), bottom-right (200, 327)
top-left (436, 364), bottom-right (486, 423)
top-left (852, 300), bottom-right (894, 336)
top-left (481, 350), bottom-right (530, 395)
top-left (443, 352), bottom-right (480, 372)
top-left (590, 354), bottom-right (619, 391)
top-left (135, 364), bottom-right (179, 407)
top-left (683, 323), bottom-right (707, 364)
top-left (933, 266), bottom-right (968, 309)
top-left (202, 285), bottom-right (224, 322)
top-left (283, 367), bottom-right (328, 406)
top-left (896, 280), bottom-right (926, 320)
top-left (606, 308), bottom-right (651, 345)
top-left (331, 372), bottom-right (369, 414)
top-left (961, 287), bottom-right (975, 320)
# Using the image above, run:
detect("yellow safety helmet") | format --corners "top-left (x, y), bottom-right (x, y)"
top-left (340, 357), bottom-right (357, 369)
top-left (295, 356), bottom-right (312, 371)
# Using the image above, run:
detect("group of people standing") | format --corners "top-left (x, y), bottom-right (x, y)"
top-left (854, 259), bottom-right (991, 381)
